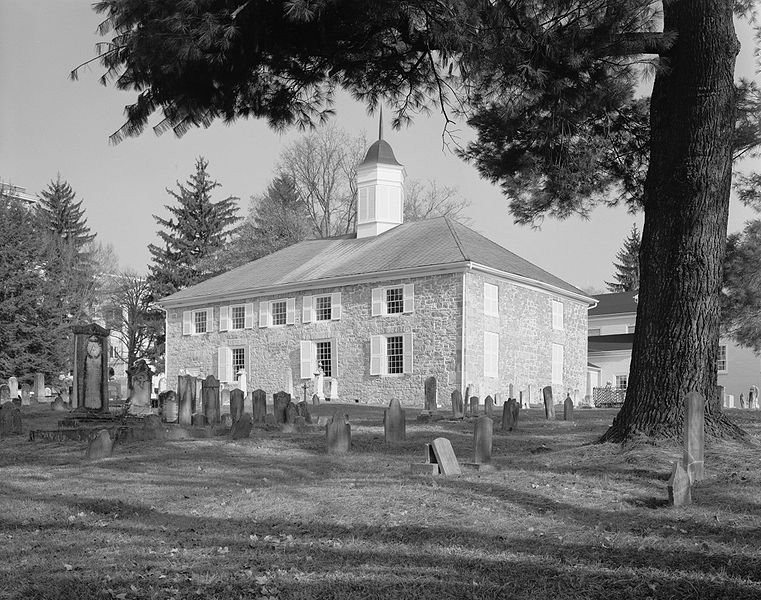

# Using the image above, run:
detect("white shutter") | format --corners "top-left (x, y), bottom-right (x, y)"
top-left (218, 347), bottom-right (233, 383)
top-left (300, 341), bottom-right (314, 379)
top-left (206, 308), bottom-right (215, 332)
top-left (259, 301), bottom-right (269, 328)
top-left (331, 292), bottom-right (342, 320)
top-left (182, 311), bottom-right (192, 335)
top-left (371, 288), bottom-right (383, 316)
top-left (302, 295), bottom-right (313, 323)
top-left (403, 332), bottom-right (413, 374)
top-left (286, 298), bottom-right (296, 325)
top-left (552, 300), bottom-right (564, 330)
top-left (330, 338), bottom-right (338, 377)
top-left (244, 303), bottom-right (255, 328)
top-left (370, 335), bottom-right (384, 375)
top-left (403, 284), bottom-right (415, 313)
top-left (219, 306), bottom-right (230, 331)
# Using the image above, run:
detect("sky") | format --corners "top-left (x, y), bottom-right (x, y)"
top-left (2, 2), bottom-right (760, 293)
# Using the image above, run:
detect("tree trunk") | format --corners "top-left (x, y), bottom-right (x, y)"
top-left (601, 0), bottom-right (745, 442)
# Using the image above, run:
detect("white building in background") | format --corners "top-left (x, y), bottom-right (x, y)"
top-left (1, 180), bottom-right (37, 206)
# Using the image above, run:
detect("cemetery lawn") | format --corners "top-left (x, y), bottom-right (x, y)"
top-left (1, 405), bottom-right (760, 600)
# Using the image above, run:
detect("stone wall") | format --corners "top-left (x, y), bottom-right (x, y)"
top-left (462, 271), bottom-right (588, 404)
top-left (165, 273), bottom-right (464, 407)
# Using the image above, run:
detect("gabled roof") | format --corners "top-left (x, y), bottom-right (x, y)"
top-left (588, 333), bottom-right (634, 353)
top-left (159, 217), bottom-right (593, 306)
top-left (588, 291), bottom-right (639, 317)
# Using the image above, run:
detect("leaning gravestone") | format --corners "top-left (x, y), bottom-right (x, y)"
top-left (0, 404), bottom-right (22, 436)
top-left (273, 391), bottom-right (291, 425)
top-left (202, 375), bottom-right (221, 425)
top-left (427, 437), bottom-right (462, 476)
top-left (424, 376), bottom-right (438, 411)
top-left (543, 386), bottom-right (555, 419)
top-left (230, 389), bottom-right (245, 423)
top-left (177, 375), bottom-right (196, 426)
top-left (231, 413), bottom-right (253, 440)
top-left (252, 389), bottom-right (267, 423)
top-left (0, 385), bottom-right (10, 405)
top-left (86, 429), bottom-right (113, 460)
top-left (502, 399), bottom-right (517, 431)
top-left (326, 413), bottom-right (351, 454)
top-left (469, 396), bottom-right (479, 416)
top-left (484, 395), bottom-right (494, 417)
top-left (384, 398), bottom-right (406, 443)
top-left (473, 416), bottom-right (493, 465)
top-left (684, 391), bottom-right (705, 483)
top-left (20, 383), bottom-right (31, 406)
top-left (563, 394), bottom-right (574, 421)
top-left (668, 458), bottom-right (692, 506)
top-left (8, 377), bottom-right (18, 402)
top-left (127, 360), bottom-right (153, 416)
top-left (451, 390), bottom-right (464, 419)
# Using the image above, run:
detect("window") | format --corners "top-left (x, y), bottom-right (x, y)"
top-left (302, 294), bottom-right (341, 323)
top-left (299, 339), bottom-right (336, 378)
top-left (484, 331), bottom-right (499, 378)
top-left (316, 340), bottom-right (333, 376)
top-left (259, 298), bottom-right (296, 327)
top-left (232, 348), bottom-right (246, 380)
top-left (372, 284), bottom-right (414, 316)
top-left (588, 328), bottom-right (601, 336)
top-left (194, 310), bottom-right (207, 333)
top-left (183, 308), bottom-right (214, 335)
top-left (718, 345), bottom-right (727, 372)
top-left (552, 299), bottom-right (564, 330)
top-left (616, 374), bottom-right (628, 389)
top-left (551, 343), bottom-right (564, 384)
top-left (231, 305), bottom-right (246, 330)
top-left (217, 346), bottom-right (245, 383)
top-left (484, 283), bottom-right (499, 317)
top-left (271, 301), bottom-right (287, 326)
top-left (220, 304), bottom-right (255, 331)
top-left (315, 295), bottom-right (332, 321)
top-left (370, 333), bottom-right (413, 375)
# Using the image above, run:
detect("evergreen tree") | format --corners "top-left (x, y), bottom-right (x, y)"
top-left (36, 175), bottom-right (96, 250)
top-left (148, 157), bottom-right (241, 298)
top-left (606, 225), bottom-right (641, 293)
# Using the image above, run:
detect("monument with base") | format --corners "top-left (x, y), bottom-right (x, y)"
top-left (72, 323), bottom-right (110, 412)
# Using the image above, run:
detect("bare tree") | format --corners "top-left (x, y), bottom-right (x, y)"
top-left (404, 180), bottom-right (471, 224)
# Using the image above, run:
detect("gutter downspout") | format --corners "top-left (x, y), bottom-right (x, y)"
top-left (461, 270), bottom-right (468, 398)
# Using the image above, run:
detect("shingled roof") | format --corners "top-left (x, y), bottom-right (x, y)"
top-left (160, 217), bottom-right (592, 306)
top-left (588, 291), bottom-right (638, 317)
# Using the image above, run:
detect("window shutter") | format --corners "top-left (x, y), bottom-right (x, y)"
top-left (218, 347), bottom-right (233, 383)
top-left (331, 338), bottom-right (338, 375)
top-left (370, 335), bottom-right (384, 375)
top-left (552, 300), bottom-right (564, 330)
top-left (300, 341), bottom-right (314, 379)
top-left (206, 308), bottom-right (215, 332)
top-left (259, 301), bottom-right (269, 328)
top-left (219, 306), bottom-right (230, 332)
top-left (244, 303), bottom-right (255, 329)
top-left (286, 298), bottom-right (296, 325)
top-left (371, 288), bottom-right (383, 316)
top-left (302, 295), bottom-right (313, 323)
top-left (331, 292), bottom-right (342, 320)
top-left (182, 311), bottom-right (192, 335)
top-left (403, 284), bottom-right (415, 313)
top-left (403, 333), bottom-right (413, 374)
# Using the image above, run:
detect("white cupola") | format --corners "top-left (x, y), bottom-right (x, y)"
top-left (356, 115), bottom-right (405, 238)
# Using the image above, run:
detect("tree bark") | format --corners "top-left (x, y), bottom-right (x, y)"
top-left (600, 0), bottom-right (745, 442)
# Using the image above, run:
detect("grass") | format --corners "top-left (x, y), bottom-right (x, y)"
top-left (0, 403), bottom-right (760, 599)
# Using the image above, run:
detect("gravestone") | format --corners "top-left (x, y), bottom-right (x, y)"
top-left (51, 396), bottom-right (67, 411)
top-left (8, 377), bottom-right (18, 402)
top-left (542, 386), bottom-right (555, 419)
top-left (312, 393), bottom-right (320, 406)
top-left (427, 437), bottom-right (461, 476)
top-left (424, 376), bottom-right (438, 411)
top-left (20, 383), bottom-right (31, 406)
top-left (464, 386), bottom-right (472, 414)
top-left (293, 415), bottom-right (306, 431)
top-left (739, 393), bottom-right (745, 409)
top-left (33, 373), bottom-right (45, 404)
top-left (230, 389), bottom-right (245, 423)
top-left (0, 385), bottom-right (10, 405)
top-left (508, 383), bottom-right (514, 399)
top-left (668, 459), bottom-right (692, 506)
top-left (296, 400), bottom-right (312, 424)
top-left (281, 401), bottom-right (299, 433)
top-left (127, 360), bottom-right (153, 415)
top-left (59, 384), bottom-right (70, 405)
top-left (451, 390), bottom-right (464, 419)
top-left (72, 323), bottom-right (110, 411)
top-left (264, 413), bottom-right (276, 426)
top-left (108, 380), bottom-right (122, 403)
top-left (221, 413), bottom-right (234, 428)
top-left (328, 378), bottom-right (338, 401)
top-left (237, 368), bottom-right (248, 397)
top-left (161, 391), bottom-right (178, 423)
top-left (177, 375), bottom-right (196, 426)
top-left (231, 413), bottom-right (253, 439)
top-left (563, 394), bottom-right (574, 421)
top-left (684, 391), bottom-right (705, 483)
top-left (473, 416), bottom-right (493, 464)
top-left (252, 389), bottom-right (267, 423)
top-left (384, 398), bottom-right (406, 443)
top-left (326, 413), bottom-right (351, 454)
top-left (86, 429), bottom-right (113, 460)
top-left (484, 395), bottom-right (494, 417)
top-left (273, 391), bottom-right (291, 424)
top-left (221, 388), bottom-right (231, 412)
top-left (192, 413), bottom-right (207, 427)
top-left (0, 404), bottom-right (22, 436)
top-left (469, 396), bottom-right (479, 416)
top-left (284, 364), bottom-right (294, 397)
top-left (502, 400), bottom-right (516, 431)
top-left (510, 398), bottom-right (520, 424)
top-left (202, 375), bottom-right (221, 425)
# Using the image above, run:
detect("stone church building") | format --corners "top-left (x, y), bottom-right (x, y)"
top-left (159, 134), bottom-right (594, 406)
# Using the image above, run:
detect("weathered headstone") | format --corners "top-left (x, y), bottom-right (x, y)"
top-left (502, 399), bottom-right (517, 431)
top-left (739, 392), bottom-right (745, 409)
top-left (230, 389), bottom-right (245, 423)
top-left (33, 373), bottom-right (45, 403)
top-left (312, 393), bottom-right (320, 406)
top-left (510, 398), bottom-right (520, 424)
top-left (72, 323), bottom-right (110, 411)
top-left (20, 383), bottom-right (31, 406)
top-left (464, 385), bottom-right (472, 414)
top-left (252, 389), bottom-right (267, 423)
top-left (161, 390), bottom-right (178, 423)
top-left (192, 413), bottom-right (207, 427)
top-left (177, 375), bottom-right (196, 426)
top-left (296, 400), bottom-right (312, 424)
top-left (108, 380), bottom-right (122, 403)
top-left (8, 377), bottom-right (18, 402)
top-left (293, 415), bottom-right (306, 431)
top-left (194, 378), bottom-right (204, 413)
top-left (221, 388), bottom-right (231, 412)
top-left (508, 383), bottom-right (514, 399)
top-left (264, 413), bottom-right (276, 426)
top-left (473, 416), bottom-right (493, 464)
top-left (684, 391), bottom-right (705, 483)
top-left (451, 390), bottom-right (464, 419)
top-left (427, 437), bottom-right (461, 476)
top-left (86, 429), bottom-right (113, 459)
top-left (221, 413), bottom-right (234, 428)
top-left (326, 413), bottom-right (351, 454)
top-left (424, 376), bottom-right (437, 411)
top-left (51, 396), bottom-right (67, 411)
top-left (281, 401), bottom-right (299, 433)
top-left (0, 404), bottom-right (22, 436)
top-left (543, 386), bottom-right (555, 419)
top-left (127, 360), bottom-right (153, 416)
top-left (0, 385), bottom-right (10, 405)
top-left (484, 395), bottom-right (494, 417)
top-left (202, 375), bottom-right (221, 425)
top-left (469, 396), bottom-right (479, 416)
top-left (273, 391), bottom-right (291, 424)
top-left (231, 413), bottom-right (253, 439)
top-left (563, 394), bottom-right (574, 421)
top-left (668, 459), bottom-right (692, 506)
top-left (384, 398), bottom-right (406, 443)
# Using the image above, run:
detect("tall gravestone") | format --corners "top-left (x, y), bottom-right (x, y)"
top-left (127, 360), bottom-right (152, 415)
top-left (384, 398), bottom-right (406, 443)
top-left (451, 390), bottom-right (464, 419)
top-left (542, 386), bottom-right (555, 419)
top-left (230, 389), bottom-right (245, 423)
top-left (8, 377), bottom-right (18, 402)
top-left (20, 383), bottom-right (31, 406)
top-left (502, 399), bottom-right (516, 431)
top-left (424, 376), bottom-right (437, 411)
top-left (473, 416), bottom-right (493, 464)
top-left (161, 390), bottom-right (178, 423)
top-left (281, 400), bottom-right (299, 433)
top-left (684, 391), bottom-right (705, 483)
top-left (326, 413), bottom-right (351, 454)
top-left (0, 404), bottom-right (22, 436)
top-left (563, 394), bottom-right (574, 421)
top-left (484, 395), bottom-right (494, 417)
top-left (464, 386), bottom-right (472, 414)
top-left (252, 389), bottom-right (267, 423)
top-left (202, 375), bottom-right (221, 425)
top-left (177, 375), bottom-right (196, 426)
top-left (469, 396), bottom-right (479, 416)
top-left (195, 378), bottom-right (204, 413)
top-left (33, 373), bottom-right (45, 404)
top-left (72, 323), bottom-right (110, 411)
top-left (273, 391), bottom-right (291, 424)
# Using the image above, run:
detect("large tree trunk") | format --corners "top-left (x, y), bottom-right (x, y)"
top-left (601, 0), bottom-right (745, 442)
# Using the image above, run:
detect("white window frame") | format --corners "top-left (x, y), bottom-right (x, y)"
top-left (552, 299), bottom-right (564, 331)
top-left (302, 293), bottom-right (341, 323)
top-left (484, 283), bottom-right (499, 317)
top-left (183, 307), bottom-right (213, 335)
top-left (551, 343), bottom-right (564, 385)
top-left (219, 303), bottom-right (255, 332)
top-left (259, 298), bottom-right (296, 328)
top-left (231, 347), bottom-right (246, 380)
top-left (299, 339), bottom-right (336, 379)
top-left (615, 374), bottom-right (628, 389)
top-left (484, 331), bottom-right (499, 378)
top-left (371, 284), bottom-right (414, 316)
top-left (370, 333), bottom-right (413, 376)
top-left (718, 344), bottom-right (727, 373)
